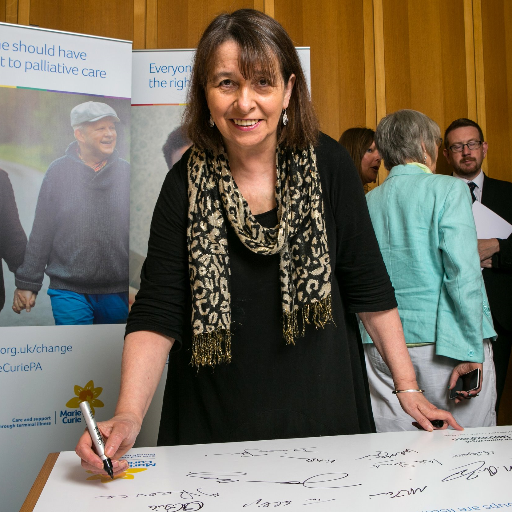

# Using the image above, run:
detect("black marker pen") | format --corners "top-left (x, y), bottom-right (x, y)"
top-left (79, 400), bottom-right (114, 479)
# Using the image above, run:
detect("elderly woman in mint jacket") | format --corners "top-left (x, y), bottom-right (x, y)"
top-left (361, 109), bottom-right (497, 432)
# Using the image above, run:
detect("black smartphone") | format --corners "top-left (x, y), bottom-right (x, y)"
top-left (449, 368), bottom-right (481, 399)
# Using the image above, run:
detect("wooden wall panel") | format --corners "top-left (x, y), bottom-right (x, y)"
top-left (28, 0), bottom-right (134, 41)
top-left (0, 0), bottom-right (6, 22)
top-left (275, 0), bottom-right (367, 141)
top-left (440, 1), bottom-right (474, 129)
top-left (380, 0), bottom-right (469, 176)
top-left (157, 0), bottom-right (256, 50)
top-left (336, 0), bottom-right (367, 136)
top-left (464, 0), bottom-right (477, 121)
top-left (4, 0), bottom-right (18, 23)
top-left (381, 0), bottom-right (412, 114)
top-left (363, 0), bottom-right (376, 129)
top-left (274, 0), bottom-right (302, 47)
top-left (18, 0), bottom-right (28, 24)
top-left (146, 0), bottom-right (158, 48)
top-left (133, 0), bottom-right (145, 49)
top-left (481, 0), bottom-right (512, 183)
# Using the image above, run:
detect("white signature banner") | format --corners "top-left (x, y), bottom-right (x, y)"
top-left (34, 426), bottom-right (512, 511)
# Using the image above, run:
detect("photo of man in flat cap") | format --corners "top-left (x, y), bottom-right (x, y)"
top-left (12, 101), bottom-right (130, 325)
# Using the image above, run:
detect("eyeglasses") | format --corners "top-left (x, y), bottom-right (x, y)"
top-left (448, 140), bottom-right (483, 153)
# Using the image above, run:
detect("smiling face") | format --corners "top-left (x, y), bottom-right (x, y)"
top-left (359, 141), bottom-right (381, 184)
top-left (443, 126), bottom-right (487, 180)
top-left (75, 117), bottom-right (117, 164)
top-left (206, 40), bottom-right (295, 158)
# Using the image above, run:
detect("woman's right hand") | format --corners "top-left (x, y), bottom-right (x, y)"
top-left (449, 362), bottom-right (483, 404)
top-left (75, 331), bottom-right (173, 476)
top-left (75, 412), bottom-right (141, 476)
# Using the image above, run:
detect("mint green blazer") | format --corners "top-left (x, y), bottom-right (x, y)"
top-left (361, 164), bottom-right (495, 363)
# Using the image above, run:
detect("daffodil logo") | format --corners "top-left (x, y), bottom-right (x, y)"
top-left (66, 380), bottom-right (104, 414)
top-left (86, 467), bottom-right (147, 483)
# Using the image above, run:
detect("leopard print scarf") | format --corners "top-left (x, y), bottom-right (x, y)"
top-left (187, 144), bottom-right (333, 368)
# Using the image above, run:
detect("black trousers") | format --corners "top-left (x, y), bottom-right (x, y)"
top-left (491, 317), bottom-right (512, 414)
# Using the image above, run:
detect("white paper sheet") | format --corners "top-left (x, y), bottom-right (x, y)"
top-left (33, 426), bottom-right (512, 512)
top-left (473, 201), bottom-right (512, 240)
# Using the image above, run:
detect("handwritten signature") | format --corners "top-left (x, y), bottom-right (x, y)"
top-left (242, 497), bottom-right (336, 507)
top-left (205, 447), bottom-right (338, 464)
top-left (283, 456), bottom-right (335, 464)
top-left (186, 472), bottom-right (361, 489)
top-left (148, 501), bottom-right (203, 511)
top-left (95, 489), bottom-right (219, 500)
top-left (208, 448), bottom-right (316, 458)
top-left (369, 486), bottom-right (427, 499)
top-left (357, 448), bottom-right (418, 460)
top-left (372, 459), bottom-right (442, 469)
top-left (442, 460), bottom-right (503, 481)
top-left (453, 451), bottom-right (494, 458)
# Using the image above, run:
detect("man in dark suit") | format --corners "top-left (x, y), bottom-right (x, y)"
top-left (444, 118), bottom-right (512, 414)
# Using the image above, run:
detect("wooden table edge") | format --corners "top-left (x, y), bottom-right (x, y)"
top-left (20, 452), bottom-right (59, 512)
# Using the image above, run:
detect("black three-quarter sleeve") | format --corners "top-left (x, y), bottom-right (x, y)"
top-left (316, 134), bottom-right (397, 313)
top-left (125, 154), bottom-right (191, 347)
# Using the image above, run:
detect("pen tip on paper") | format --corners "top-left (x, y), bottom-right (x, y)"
top-left (103, 458), bottom-right (114, 480)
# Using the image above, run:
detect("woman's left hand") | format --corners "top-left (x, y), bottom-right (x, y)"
top-left (448, 362), bottom-right (483, 404)
top-left (395, 392), bottom-right (463, 431)
top-left (359, 309), bottom-right (464, 431)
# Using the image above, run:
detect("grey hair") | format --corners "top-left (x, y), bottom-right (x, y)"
top-left (375, 109), bottom-right (440, 170)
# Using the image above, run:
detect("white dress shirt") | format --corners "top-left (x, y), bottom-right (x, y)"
top-left (453, 169), bottom-right (484, 202)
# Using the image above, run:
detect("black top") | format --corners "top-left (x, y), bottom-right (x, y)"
top-left (126, 133), bottom-right (396, 445)
top-left (15, 142), bottom-right (130, 294)
top-left (481, 174), bottom-right (512, 331)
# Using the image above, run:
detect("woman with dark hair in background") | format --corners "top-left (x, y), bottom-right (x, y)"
top-left (76, 10), bottom-right (460, 477)
top-left (339, 127), bottom-right (381, 191)
top-left (361, 109), bottom-right (497, 432)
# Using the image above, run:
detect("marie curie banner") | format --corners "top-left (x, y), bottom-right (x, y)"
top-left (0, 22), bottom-right (132, 512)
top-left (132, 49), bottom-right (194, 105)
top-left (0, 326), bottom-right (125, 511)
top-left (0, 22), bottom-right (131, 97)
top-left (131, 47), bottom-right (311, 106)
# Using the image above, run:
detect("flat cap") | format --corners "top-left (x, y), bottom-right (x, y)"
top-left (71, 101), bottom-right (120, 128)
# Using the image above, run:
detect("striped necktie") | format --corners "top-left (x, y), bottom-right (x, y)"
top-left (468, 181), bottom-right (477, 203)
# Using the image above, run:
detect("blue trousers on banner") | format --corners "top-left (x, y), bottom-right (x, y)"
top-left (47, 289), bottom-right (129, 325)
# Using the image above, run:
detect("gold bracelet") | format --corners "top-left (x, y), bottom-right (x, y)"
top-left (392, 389), bottom-right (425, 394)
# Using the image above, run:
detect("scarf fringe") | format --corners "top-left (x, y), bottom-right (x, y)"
top-left (191, 330), bottom-right (232, 368)
top-left (283, 294), bottom-right (334, 345)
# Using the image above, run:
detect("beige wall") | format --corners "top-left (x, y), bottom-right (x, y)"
top-left (2, 0), bottom-right (511, 423)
